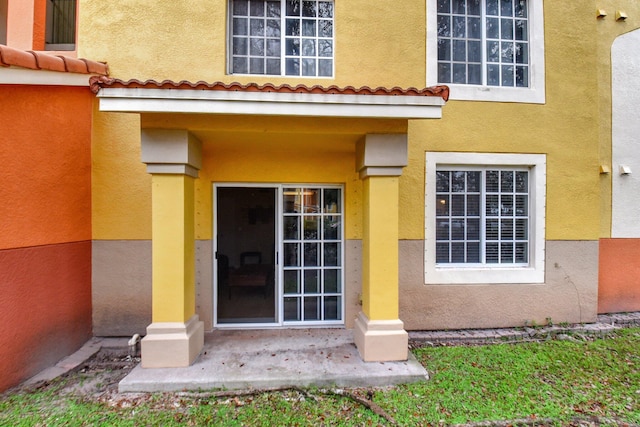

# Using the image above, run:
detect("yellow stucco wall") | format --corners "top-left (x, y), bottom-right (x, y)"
top-left (78, 0), bottom-right (426, 88)
top-left (197, 130), bottom-right (364, 241)
top-left (92, 111), bottom-right (407, 240)
top-left (398, 1), bottom-right (602, 240)
top-left (91, 105), bottom-right (151, 240)
top-left (84, 0), bottom-right (604, 242)
top-left (402, 100), bottom-right (600, 241)
top-left (595, 1), bottom-right (640, 237)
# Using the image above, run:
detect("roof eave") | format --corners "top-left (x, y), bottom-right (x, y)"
top-left (0, 44), bottom-right (108, 86)
top-left (0, 66), bottom-right (99, 86)
top-left (97, 87), bottom-right (446, 120)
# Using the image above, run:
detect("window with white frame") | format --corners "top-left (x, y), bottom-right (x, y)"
top-left (229, 0), bottom-right (334, 77)
top-left (426, 0), bottom-right (545, 103)
top-left (425, 152), bottom-right (546, 284)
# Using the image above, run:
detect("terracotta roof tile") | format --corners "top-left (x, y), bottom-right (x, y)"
top-left (0, 44), bottom-right (108, 75)
top-left (0, 46), bottom-right (37, 69)
top-left (90, 77), bottom-right (449, 101)
top-left (59, 55), bottom-right (90, 73)
top-left (80, 58), bottom-right (107, 75)
top-left (32, 51), bottom-right (65, 71)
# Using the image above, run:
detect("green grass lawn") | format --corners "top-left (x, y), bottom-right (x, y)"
top-left (1, 328), bottom-right (638, 426)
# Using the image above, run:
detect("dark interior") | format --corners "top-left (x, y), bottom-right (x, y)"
top-left (216, 187), bottom-right (277, 324)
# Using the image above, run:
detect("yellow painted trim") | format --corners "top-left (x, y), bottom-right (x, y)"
top-left (362, 176), bottom-right (399, 320)
top-left (151, 174), bottom-right (196, 323)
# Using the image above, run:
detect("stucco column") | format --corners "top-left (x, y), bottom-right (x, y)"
top-left (139, 129), bottom-right (204, 368)
top-left (354, 134), bottom-right (409, 362)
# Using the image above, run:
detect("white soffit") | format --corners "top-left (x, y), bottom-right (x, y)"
top-left (97, 88), bottom-right (445, 119)
top-left (0, 66), bottom-right (91, 86)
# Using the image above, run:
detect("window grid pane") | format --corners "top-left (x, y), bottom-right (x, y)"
top-left (282, 187), bottom-right (342, 322)
top-left (437, 0), bottom-right (482, 84)
top-left (485, 0), bottom-right (529, 87)
top-left (284, 0), bottom-right (333, 77)
top-left (436, 168), bottom-right (529, 266)
top-left (438, 0), bottom-right (529, 87)
top-left (231, 0), bottom-right (281, 75)
top-left (435, 171), bottom-right (482, 263)
top-left (231, 0), bottom-right (334, 77)
top-left (484, 169), bottom-right (529, 264)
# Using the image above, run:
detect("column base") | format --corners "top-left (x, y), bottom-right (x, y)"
top-left (141, 315), bottom-right (204, 368)
top-left (354, 311), bottom-right (408, 362)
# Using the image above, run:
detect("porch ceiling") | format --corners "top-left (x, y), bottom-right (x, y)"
top-left (93, 78), bottom-right (448, 120)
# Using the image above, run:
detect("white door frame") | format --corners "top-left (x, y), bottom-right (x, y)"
top-left (213, 183), bottom-right (345, 329)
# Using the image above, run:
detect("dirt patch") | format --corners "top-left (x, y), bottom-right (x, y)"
top-left (13, 349), bottom-right (139, 401)
top-left (69, 351), bottom-right (139, 397)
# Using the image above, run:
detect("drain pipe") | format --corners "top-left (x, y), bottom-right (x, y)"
top-left (128, 334), bottom-right (141, 358)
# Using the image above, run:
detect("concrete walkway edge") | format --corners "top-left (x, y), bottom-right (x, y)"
top-left (21, 338), bottom-right (103, 387)
top-left (409, 312), bottom-right (640, 346)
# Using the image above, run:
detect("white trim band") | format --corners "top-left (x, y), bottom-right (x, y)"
top-left (97, 87), bottom-right (445, 119)
top-left (0, 67), bottom-right (93, 86)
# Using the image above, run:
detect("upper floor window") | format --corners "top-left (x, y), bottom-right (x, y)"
top-left (45, 0), bottom-right (76, 51)
top-left (229, 0), bottom-right (334, 77)
top-left (427, 0), bottom-right (545, 103)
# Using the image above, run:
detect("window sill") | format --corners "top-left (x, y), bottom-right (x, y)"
top-left (443, 83), bottom-right (545, 104)
top-left (425, 265), bottom-right (545, 285)
top-left (45, 43), bottom-right (76, 52)
top-left (228, 73), bottom-right (334, 79)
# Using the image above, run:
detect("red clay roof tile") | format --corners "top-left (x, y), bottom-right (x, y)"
top-left (59, 55), bottom-right (89, 73)
top-left (80, 58), bottom-right (108, 75)
top-left (0, 44), bottom-right (108, 75)
top-left (31, 51), bottom-right (66, 71)
top-left (0, 46), bottom-right (38, 70)
top-left (90, 78), bottom-right (449, 101)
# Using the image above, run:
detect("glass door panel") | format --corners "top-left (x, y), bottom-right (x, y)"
top-left (281, 186), bottom-right (343, 324)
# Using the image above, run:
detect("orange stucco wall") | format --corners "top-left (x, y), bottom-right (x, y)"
top-left (0, 85), bottom-right (92, 250)
top-left (0, 242), bottom-right (91, 391)
top-left (598, 239), bottom-right (640, 313)
top-left (0, 84), bottom-right (93, 391)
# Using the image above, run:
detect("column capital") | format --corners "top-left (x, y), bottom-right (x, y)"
top-left (356, 134), bottom-right (408, 179)
top-left (141, 129), bottom-right (202, 178)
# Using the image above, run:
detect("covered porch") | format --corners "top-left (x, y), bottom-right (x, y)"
top-left (93, 78), bottom-right (448, 372)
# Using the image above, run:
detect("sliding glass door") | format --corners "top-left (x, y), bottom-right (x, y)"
top-left (214, 184), bottom-right (343, 327)
top-left (281, 187), bottom-right (343, 324)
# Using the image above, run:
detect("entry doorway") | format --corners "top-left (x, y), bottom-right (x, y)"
top-left (215, 186), bottom-right (276, 324)
top-left (214, 184), bottom-right (345, 327)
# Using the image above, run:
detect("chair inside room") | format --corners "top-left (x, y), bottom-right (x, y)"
top-left (228, 251), bottom-right (270, 299)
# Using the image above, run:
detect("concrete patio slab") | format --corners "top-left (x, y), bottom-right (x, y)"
top-left (119, 328), bottom-right (428, 393)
